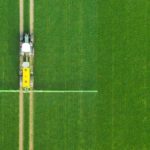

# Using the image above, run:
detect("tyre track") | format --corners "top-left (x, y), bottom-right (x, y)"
top-left (30, 0), bottom-right (34, 34)
top-left (19, 0), bottom-right (24, 149)
top-left (20, 0), bottom-right (24, 35)
top-left (29, 89), bottom-right (34, 150)
top-left (29, 0), bottom-right (34, 149)
top-left (19, 88), bottom-right (24, 150)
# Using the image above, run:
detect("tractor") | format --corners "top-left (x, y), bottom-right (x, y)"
top-left (19, 33), bottom-right (34, 91)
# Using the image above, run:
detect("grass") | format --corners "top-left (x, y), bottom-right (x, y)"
top-left (0, 0), bottom-right (19, 90)
top-left (33, 0), bottom-right (99, 149)
top-left (24, 0), bottom-right (29, 32)
top-left (1, 0), bottom-right (150, 149)
top-left (0, 93), bottom-right (18, 149)
top-left (34, 93), bottom-right (98, 150)
top-left (34, 0), bottom-right (98, 90)
top-left (98, 0), bottom-right (150, 149)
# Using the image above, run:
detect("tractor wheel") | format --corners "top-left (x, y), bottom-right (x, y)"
top-left (30, 34), bottom-right (34, 43)
top-left (20, 34), bottom-right (23, 41)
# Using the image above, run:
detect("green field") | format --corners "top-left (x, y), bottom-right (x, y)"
top-left (0, 0), bottom-right (19, 89)
top-left (34, 93), bottom-right (98, 149)
top-left (0, 93), bottom-right (18, 149)
top-left (0, 0), bottom-right (150, 149)
top-left (34, 0), bottom-right (98, 149)
top-left (34, 0), bottom-right (98, 90)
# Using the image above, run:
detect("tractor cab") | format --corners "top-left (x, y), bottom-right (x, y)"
top-left (20, 33), bottom-right (33, 55)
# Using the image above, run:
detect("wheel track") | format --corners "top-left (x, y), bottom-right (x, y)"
top-left (20, 0), bottom-right (24, 35)
top-left (30, 0), bottom-right (34, 34)
top-left (19, 0), bottom-right (24, 149)
top-left (19, 88), bottom-right (24, 150)
top-left (29, 0), bottom-right (34, 148)
top-left (29, 89), bottom-right (34, 150)
top-left (19, 0), bottom-right (34, 149)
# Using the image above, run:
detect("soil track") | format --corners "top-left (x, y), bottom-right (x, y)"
top-left (29, 0), bottom-right (34, 148)
top-left (20, 0), bottom-right (24, 34)
top-left (19, 0), bottom-right (24, 149)
top-left (19, 88), bottom-right (24, 150)
top-left (19, 0), bottom-right (34, 149)
top-left (29, 90), bottom-right (34, 150)
top-left (30, 0), bottom-right (34, 34)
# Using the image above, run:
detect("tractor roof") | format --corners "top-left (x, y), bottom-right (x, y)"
top-left (22, 43), bottom-right (31, 52)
